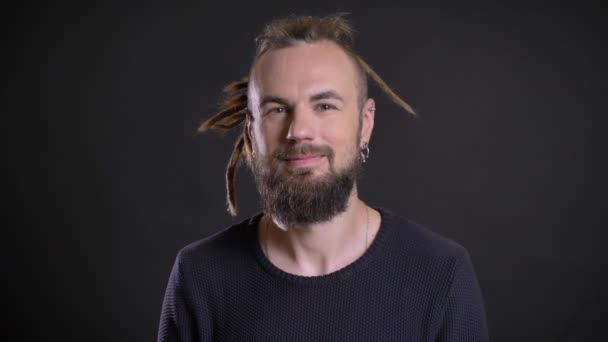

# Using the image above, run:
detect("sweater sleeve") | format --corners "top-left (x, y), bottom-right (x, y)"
top-left (157, 250), bottom-right (212, 342)
top-left (434, 250), bottom-right (489, 342)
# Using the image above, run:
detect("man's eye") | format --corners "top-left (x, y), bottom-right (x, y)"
top-left (267, 107), bottom-right (286, 115)
top-left (317, 104), bottom-right (336, 111)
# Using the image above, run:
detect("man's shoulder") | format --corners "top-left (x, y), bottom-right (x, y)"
top-left (379, 208), bottom-right (468, 262)
top-left (173, 214), bottom-right (260, 269)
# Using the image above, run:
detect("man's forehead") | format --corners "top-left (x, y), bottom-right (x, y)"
top-left (249, 41), bottom-right (359, 99)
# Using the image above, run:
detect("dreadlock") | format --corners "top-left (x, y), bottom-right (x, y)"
top-left (198, 14), bottom-right (417, 216)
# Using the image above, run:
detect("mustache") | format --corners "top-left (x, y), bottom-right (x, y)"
top-left (273, 144), bottom-right (334, 160)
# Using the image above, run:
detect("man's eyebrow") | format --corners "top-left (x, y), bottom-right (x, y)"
top-left (310, 90), bottom-right (344, 103)
top-left (260, 96), bottom-right (290, 107)
top-left (259, 91), bottom-right (344, 107)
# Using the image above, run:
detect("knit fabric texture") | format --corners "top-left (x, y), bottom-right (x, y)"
top-left (158, 208), bottom-right (489, 341)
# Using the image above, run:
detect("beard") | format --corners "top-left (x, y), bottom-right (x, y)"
top-left (252, 142), bottom-right (363, 226)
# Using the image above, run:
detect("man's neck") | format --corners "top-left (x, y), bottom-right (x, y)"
top-left (260, 188), bottom-right (380, 276)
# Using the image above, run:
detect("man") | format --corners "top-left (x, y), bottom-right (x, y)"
top-left (158, 14), bottom-right (488, 341)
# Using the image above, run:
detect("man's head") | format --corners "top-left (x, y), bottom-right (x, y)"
top-left (198, 14), bottom-right (415, 217)
top-left (247, 38), bottom-right (376, 226)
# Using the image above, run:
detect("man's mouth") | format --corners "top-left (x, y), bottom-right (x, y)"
top-left (284, 154), bottom-right (324, 168)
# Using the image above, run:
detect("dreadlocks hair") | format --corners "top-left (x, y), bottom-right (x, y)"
top-left (198, 13), bottom-right (417, 216)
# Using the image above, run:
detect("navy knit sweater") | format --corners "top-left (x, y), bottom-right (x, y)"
top-left (158, 208), bottom-right (488, 341)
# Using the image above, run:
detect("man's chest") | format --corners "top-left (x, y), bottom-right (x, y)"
top-left (206, 279), bottom-right (436, 341)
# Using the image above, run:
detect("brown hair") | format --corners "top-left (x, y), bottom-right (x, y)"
top-left (198, 13), bottom-right (416, 216)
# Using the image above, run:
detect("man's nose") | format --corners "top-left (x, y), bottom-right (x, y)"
top-left (286, 107), bottom-right (315, 142)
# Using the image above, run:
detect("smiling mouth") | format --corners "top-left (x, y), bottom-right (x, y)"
top-left (284, 155), bottom-right (324, 168)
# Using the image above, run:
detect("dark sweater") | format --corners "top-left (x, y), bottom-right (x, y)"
top-left (158, 208), bottom-right (488, 341)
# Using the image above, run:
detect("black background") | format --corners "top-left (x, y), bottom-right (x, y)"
top-left (12, 1), bottom-right (607, 341)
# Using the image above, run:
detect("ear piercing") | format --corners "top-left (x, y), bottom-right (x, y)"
top-left (361, 143), bottom-right (370, 163)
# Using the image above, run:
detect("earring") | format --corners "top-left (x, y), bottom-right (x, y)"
top-left (360, 143), bottom-right (370, 163)
top-left (369, 106), bottom-right (376, 112)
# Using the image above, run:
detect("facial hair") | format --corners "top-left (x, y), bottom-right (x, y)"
top-left (252, 142), bottom-right (363, 226)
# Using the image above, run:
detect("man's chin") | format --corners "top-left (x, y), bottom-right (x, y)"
top-left (283, 167), bottom-right (314, 177)
top-left (254, 157), bottom-right (361, 226)
top-left (281, 168), bottom-right (339, 183)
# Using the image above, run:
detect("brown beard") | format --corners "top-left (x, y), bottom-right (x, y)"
top-left (252, 143), bottom-right (363, 226)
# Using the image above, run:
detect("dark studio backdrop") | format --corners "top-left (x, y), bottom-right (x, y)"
top-left (11, 1), bottom-right (607, 341)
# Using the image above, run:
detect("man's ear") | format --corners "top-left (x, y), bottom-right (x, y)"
top-left (246, 115), bottom-right (254, 144)
top-left (243, 114), bottom-right (256, 166)
top-left (361, 98), bottom-right (376, 146)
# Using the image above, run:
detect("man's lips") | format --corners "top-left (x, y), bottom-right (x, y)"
top-left (283, 154), bottom-right (324, 168)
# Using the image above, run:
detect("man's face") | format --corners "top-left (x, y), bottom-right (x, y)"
top-left (248, 40), bottom-right (375, 225)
